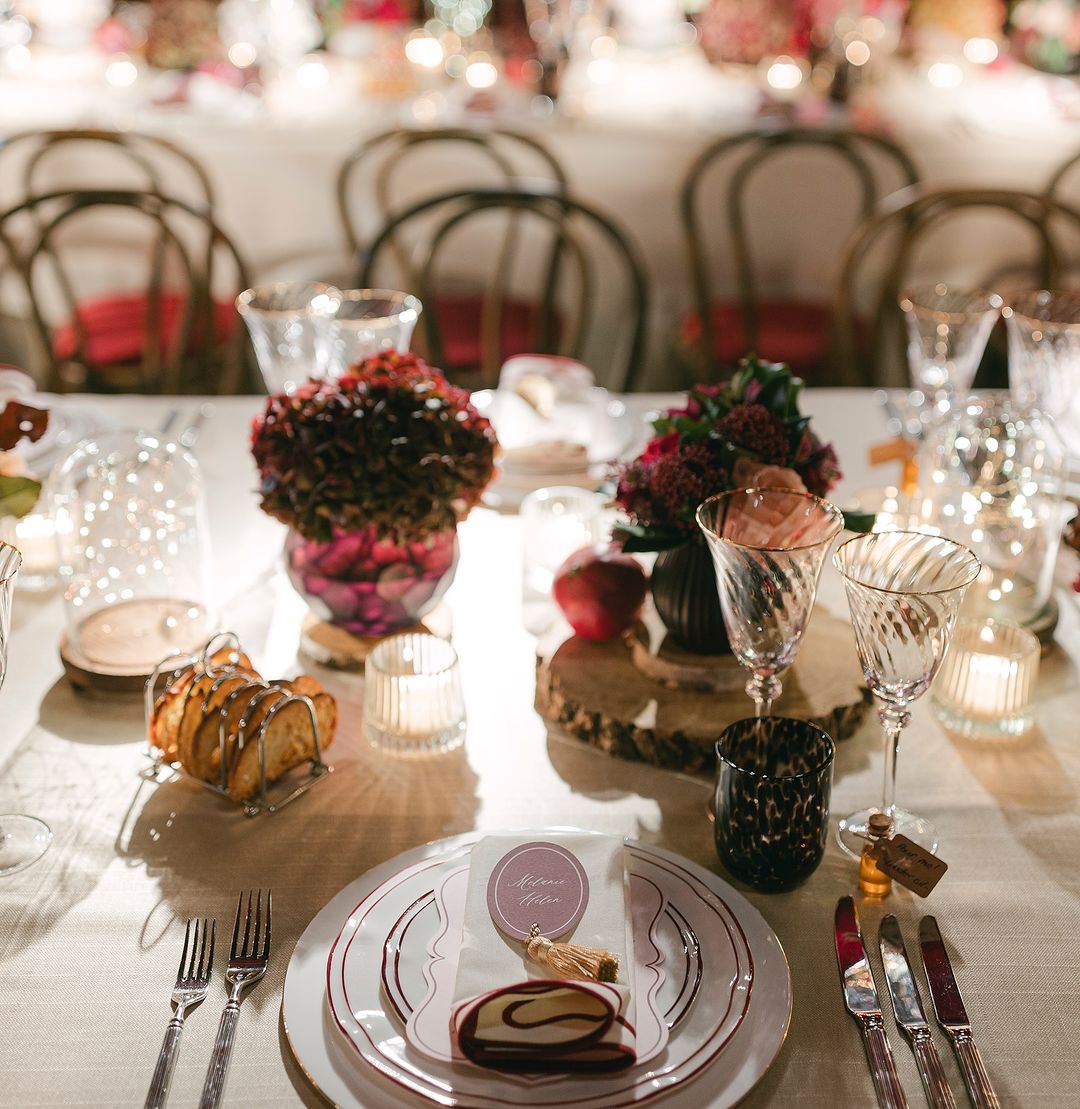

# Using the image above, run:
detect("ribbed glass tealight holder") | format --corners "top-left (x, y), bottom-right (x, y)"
top-left (363, 633), bottom-right (465, 756)
top-left (933, 618), bottom-right (1039, 740)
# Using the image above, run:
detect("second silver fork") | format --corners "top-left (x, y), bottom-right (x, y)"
top-left (145, 917), bottom-right (215, 1109)
top-left (199, 889), bottom-right (272, 1109)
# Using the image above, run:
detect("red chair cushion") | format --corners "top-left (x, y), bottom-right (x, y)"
top-left (684, 300), bottom-right (834, 380)
top-left (434, 294), bottom-right (557, 376)
top-left (53, 292), bottom-right (237, 367)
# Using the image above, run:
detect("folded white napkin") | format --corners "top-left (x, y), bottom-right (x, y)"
top-left (451, 832), bottom-right (636, 1071)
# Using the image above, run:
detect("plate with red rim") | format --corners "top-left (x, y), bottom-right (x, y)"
top-left (282, 832), bottom-right (791, 1109)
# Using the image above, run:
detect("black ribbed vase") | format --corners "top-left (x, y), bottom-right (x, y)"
top-left (651, 537), bottom-right (731, 655)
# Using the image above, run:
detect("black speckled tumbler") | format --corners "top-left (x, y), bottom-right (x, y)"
top-left (714, 716), bottom-right (834, 891)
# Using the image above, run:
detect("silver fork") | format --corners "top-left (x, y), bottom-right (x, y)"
top-left (198, 890), bottom-right (272, 1109)
top-left (145, 918), bottom-right (215, 1109)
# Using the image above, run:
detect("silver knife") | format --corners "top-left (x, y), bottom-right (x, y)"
top-left (835, 896), bottom-right (908, 1109)
top-left (879, 915), bottom-right (957, 1109)
top-left (919, 916), bottom-right (1001, 1109)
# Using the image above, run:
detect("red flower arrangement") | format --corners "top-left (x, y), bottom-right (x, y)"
top-left (251, 351), bottom-right (497, 546)
top-left (615, 357), bottom-right (841, 551)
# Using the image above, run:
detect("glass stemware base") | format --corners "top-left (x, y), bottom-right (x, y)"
top-left (837, 806), bottom-right (938, 859)
top-left (0, 814), bottom-right (53, 876)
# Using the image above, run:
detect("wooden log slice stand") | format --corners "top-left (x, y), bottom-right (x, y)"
top-left (536, 607), bottom-right (871, 777)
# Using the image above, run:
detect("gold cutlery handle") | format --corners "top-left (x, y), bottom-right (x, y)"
top-left (952, 1030), bottom-right (1001, 1109)
top-left (912, 1029), bottom-right (957, 1109)
top-left (860, 1015), bottom-right (909, 1109)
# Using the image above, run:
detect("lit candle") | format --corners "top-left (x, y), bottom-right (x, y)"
top-left (933, 618), bottom-right (1039, 740)
top-left (6, 510), bottom-right (59, 588)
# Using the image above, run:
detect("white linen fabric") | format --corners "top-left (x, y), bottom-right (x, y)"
top-left (450, 833), bottom-right (637, 1070)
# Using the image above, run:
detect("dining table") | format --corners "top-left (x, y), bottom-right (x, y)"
top-left (0, 387), bottom-right (1077, 1108)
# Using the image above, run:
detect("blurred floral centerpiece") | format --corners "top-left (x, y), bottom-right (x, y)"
top-left (252, 351), bottom-right (497, 638)
top-left (615, 357), bottom-right (840, 653)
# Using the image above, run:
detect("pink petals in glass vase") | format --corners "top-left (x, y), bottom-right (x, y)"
top-left (285, 526), bottom-right (458, 638)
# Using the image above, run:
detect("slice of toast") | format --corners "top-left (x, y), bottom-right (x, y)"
top-left (186, 673), bottom-right (263, 783)
top-left (227, 676), bottom-right (337, 802)
top-left (150, 649), bottom-right (253, 762)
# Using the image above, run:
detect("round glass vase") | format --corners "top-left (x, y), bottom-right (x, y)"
top-left (285, 524), bottom-right (458, 638)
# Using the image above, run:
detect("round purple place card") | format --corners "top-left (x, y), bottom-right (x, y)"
top-left (486, 841), bottom-right (590, 942)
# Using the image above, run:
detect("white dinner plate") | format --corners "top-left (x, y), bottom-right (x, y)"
top-left (282, 833), bottom-right (791, 1109)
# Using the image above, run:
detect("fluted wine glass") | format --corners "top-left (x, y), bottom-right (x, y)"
top-left (697, 488), bottom-right (845, 716)
top-left (834, 530), bottom-right (980, 856)
top-left (0, 541), bottom-right (53, 876)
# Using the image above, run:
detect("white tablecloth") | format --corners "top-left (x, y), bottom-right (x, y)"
top-left (0, 389), bottom-right (1078, 1106)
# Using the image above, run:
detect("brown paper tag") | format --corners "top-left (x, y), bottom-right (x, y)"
top-left (873, 835), bottom-right (948, 897)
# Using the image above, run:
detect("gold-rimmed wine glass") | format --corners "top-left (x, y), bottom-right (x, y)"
top-left (696, 488), bottom-right (845, 717)
top-left (834, 529), bottom-right (980, 856)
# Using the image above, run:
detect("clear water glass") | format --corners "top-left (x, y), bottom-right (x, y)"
top-left (309, 288), bottom-right (421, 376)
top-left (364, 633), bottom-right (465, 756)
top-left (834, 530), bottom-right (980, 855)
top-left (696, 488), bottom-right (845, 716)
top-left (51, 430), bottom-right (216, 674)
top-left (236, 281), bottom-right (333, 394)
top-left (0, 542), bottom-right (53, 876)
top-left (1005, 290), bottom-right (1080, 460)
top-left (520, 486), bottom-right (612, 634)
top-left (900, 284), bottom-right (1002, 401)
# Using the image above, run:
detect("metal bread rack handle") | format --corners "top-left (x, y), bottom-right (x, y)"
top-left (142, 631), bottom-right (332, 817)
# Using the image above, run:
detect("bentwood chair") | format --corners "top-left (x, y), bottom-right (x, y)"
top-left (1047, 147), bottom-right (1080, 203)
top-left (337, 127), bottom-right (566, 265)
top-left (680, 128), bottom-right (920, 382)
top-left (0, 189), bottom-right (253, 394)
top-left (0, 128), bottom-right (215, 210)
top-left (833, 185), bottom-right (1080, 386)
top-left (357, 187), bottom-right (648, 391)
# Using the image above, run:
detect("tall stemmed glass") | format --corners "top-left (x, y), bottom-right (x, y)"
top-left (899, 284), bottom-right (1002, 404)
top-left (697, 488), bottom-right (845, 717)
top-left (0, 542), bottom-right (53, 876)
top-left (834, 530), bottom-right (980, 856)
top-left (1005, 290), bottom-right (1080, 460)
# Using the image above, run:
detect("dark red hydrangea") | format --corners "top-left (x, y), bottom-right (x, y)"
top-left (617, 439), bottom-right (729, 534)
top-left (714, 403), bottom-right (789, 465)
top-left (251, 351), bottom-right (497, 545)
top-left (614, 357), bottom-right (841, 547)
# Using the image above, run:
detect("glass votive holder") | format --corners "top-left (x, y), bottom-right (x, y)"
top-left (520, 486), bottom-right (612, 633)
top-left (932, 618), bottom-right (1039, 741)
top-left (714, 716), bottom-right (834, 892)
top-left (0, 497), bottom-right (59, 591)
top-left (364, 633), bottom-right (465, 756)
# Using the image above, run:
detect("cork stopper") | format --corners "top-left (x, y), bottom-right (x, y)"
top-left (867, 813), bottom-right (893, 839)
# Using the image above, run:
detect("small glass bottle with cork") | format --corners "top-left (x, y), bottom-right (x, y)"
top-left (858, 812), bottom-right (893, 898)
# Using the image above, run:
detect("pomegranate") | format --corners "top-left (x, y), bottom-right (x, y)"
top-left (552, 544), bottom-right (648, 641)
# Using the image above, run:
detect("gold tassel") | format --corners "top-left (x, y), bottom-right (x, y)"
top-left (525, 923), bottom-right (620, 983)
